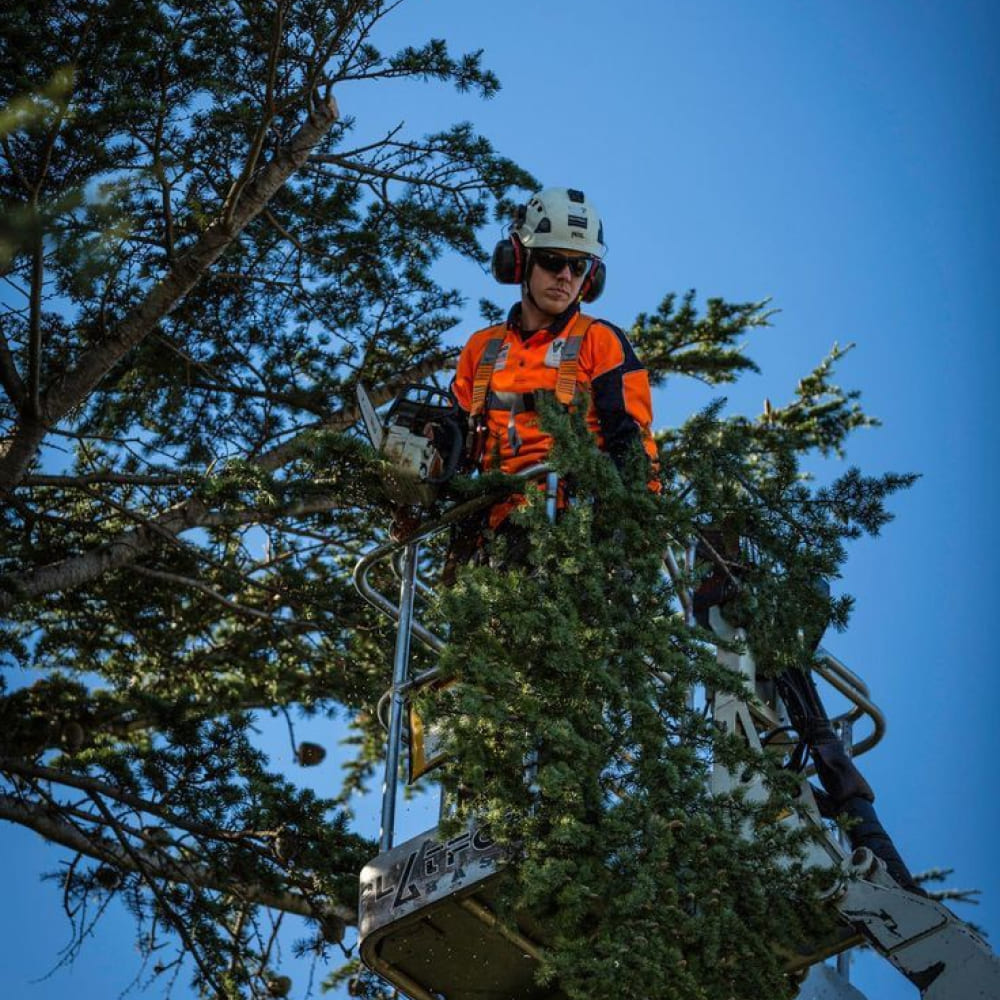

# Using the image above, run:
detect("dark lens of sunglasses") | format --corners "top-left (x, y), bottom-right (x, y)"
top-left (535, 251), bottom-right (590, 277)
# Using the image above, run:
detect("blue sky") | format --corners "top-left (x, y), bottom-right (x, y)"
top-left (5, 3), bottom-right (999, 999)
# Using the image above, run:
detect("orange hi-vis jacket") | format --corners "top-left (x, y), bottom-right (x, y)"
top-left (451, 305), bottom-right (659, 524)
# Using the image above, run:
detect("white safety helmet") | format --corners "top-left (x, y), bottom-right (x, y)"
top-left (513, 187), bottom-right (606, 258)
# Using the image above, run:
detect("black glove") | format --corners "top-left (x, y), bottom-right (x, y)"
top-left (423, 413), bottom-right (467, 482)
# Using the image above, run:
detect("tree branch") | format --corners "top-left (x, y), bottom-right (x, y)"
top-left (27, 235), bottom-right (44, 418)
top-left (0, 357), bottom-right (446, 611)
top-left (309, 151), bottom-right (483, 196)
top-left (38, 792), bottom-right (261, 873)
top-left (0, 95), bottom-right (341, 491)
top-left (23, 472), bottom-right (188, 487)
top-left (220, 1), bottom-right (285, 226)
top-left (0, 793), bottom-right (356, 925)
top-left (85, 789), bottom-right (228, 996)
top-left (0, 324), bottom-right (27, 408)
top-left (130, 564), bottom-right (312, 625)
top-left (0, 491), bottom-right (346, 611)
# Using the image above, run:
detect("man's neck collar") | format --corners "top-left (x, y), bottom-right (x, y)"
top-left (508, 301), bottom-right (579, 337)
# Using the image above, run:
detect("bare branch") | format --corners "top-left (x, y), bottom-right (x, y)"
top-left (309, 151), bottom-right (480, 195)
top-left (87, 790), bottom-right (231, 996)
top-left (23, 472), bottom-right (189, 487)
top-left (221, 1), bottom-right (286, 226)
top-left (261, 207), bottom-right (310, 255)
top-left (130, 564), bottom-right (311, 626)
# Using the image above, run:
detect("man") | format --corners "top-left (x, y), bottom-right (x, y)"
top-left (449, 187), bottom-right (659, 542)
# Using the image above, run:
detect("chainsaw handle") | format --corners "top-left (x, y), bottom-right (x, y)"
top-left (423, 414), bottom-right (464, 484)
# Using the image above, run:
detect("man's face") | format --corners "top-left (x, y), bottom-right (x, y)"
top-left (525, 248), bottom-right (591, 317)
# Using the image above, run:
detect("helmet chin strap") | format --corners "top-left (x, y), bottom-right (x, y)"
top-left (522, 252), bottom-right (541, 311)
top-left (520, 256), bottom-right (549, 327)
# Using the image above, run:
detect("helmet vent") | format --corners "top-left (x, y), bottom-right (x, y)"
top-left (567, 189), bottom-right (585, 203)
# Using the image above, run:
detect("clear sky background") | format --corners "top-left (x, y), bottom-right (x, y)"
top-left (3, 3), bottom-right (998, 999)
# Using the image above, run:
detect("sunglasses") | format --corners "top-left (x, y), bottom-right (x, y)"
top-left (532, 249), bottom-right (593, 278)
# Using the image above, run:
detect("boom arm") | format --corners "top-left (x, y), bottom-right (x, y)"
top-left (831, 848), bottom-right (1000, 999)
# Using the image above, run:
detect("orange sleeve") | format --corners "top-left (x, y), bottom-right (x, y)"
top-left (581, 321), bottom-right (660, 486)
top-left (451, 328), bottom-right (494, 413)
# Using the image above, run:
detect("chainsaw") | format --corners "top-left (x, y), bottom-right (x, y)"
top-left (356, 382), bottom-right (464, 507)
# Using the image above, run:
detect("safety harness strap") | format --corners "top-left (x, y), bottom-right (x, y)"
top-left (554, 316), bottom-right (595, 405)
top-left (469, 331), bottom-right (506, 417)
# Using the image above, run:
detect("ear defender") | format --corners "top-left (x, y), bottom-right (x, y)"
top-left (580, 259), bottom-right (606, 303)
top-left (490, 234), bottom-right (526, 284)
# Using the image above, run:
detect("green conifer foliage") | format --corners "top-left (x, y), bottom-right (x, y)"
top-left (426, 399), bottom-right (846, 1000)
